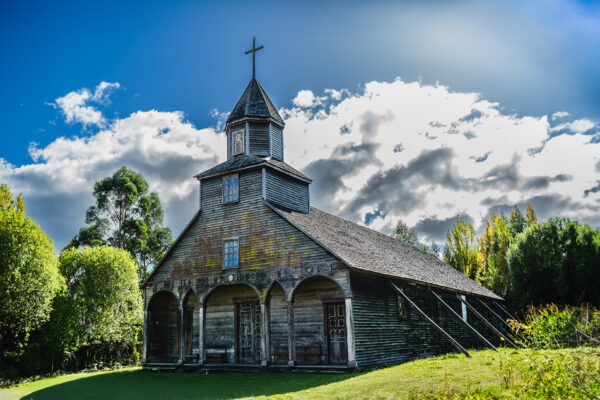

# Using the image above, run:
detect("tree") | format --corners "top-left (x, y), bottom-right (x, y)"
top-left (508, 205), bottom-right (527, 238)
top-left (0, 185), bottom-right (64, 361)
top-left (393, 220), bottom-right (420, 246)
top-left (46, 247), bottom-right (143, 362)
top-left (488, 215), bottom-right (511, 296)
top-left (507, 219), bottom-right (600, 311)
top-left (526, 203), bottom-right (538, 225)
top-left (69, 167), bottom-right (173, 280)
top-left (443, 218), bottom-right (484, 281)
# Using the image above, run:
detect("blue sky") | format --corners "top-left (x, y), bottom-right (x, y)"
top-left (1, 0), bottom-right (599, 249)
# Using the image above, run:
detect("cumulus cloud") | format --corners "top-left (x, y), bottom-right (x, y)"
top-left (551, 111), bottom-right (570, 120)
top-left (51, 81), bottom-right (120, 127)
top-left (2, 77), bottom-right (600, 249)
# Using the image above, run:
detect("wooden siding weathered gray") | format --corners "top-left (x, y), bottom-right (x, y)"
top-left (270, 124), bottom-right (283, 161)
top-left (265, 169), bottom-right (309, 214)
top-left (248, 122), bottom-right (270, 156)
top-left (350, 271), bottom-right (500, 369)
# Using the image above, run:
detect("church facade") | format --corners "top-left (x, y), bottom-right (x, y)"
top-left (141, 48), bottom-right (509, 371)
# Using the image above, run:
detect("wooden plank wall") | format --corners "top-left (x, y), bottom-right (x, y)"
top-left (270, 124), bottom-right (283, 161)
top-left (350, 271), bottom-right (501, 369)
top-left (265, 169), bottom-right (309, 213)
top-left (293, 278), bottom-right (345, 365)
top-left (204, 284), bottom-right (259, 364)
top-left (149, 169), bottom-right (333, 282)
top-left (267, 284), bottom-right (288, 364)
top-left (248, 122), bottom-right (270, 156)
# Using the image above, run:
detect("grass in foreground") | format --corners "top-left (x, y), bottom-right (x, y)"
top-left (1, 348), bottom-right (597, 400)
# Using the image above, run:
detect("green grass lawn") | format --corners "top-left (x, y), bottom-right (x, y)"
top-left (0, 348), bottom-right (596, 400)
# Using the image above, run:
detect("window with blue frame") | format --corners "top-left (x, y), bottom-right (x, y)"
top-left (223, 174), bottom-right (239, 203)
top-left (223, 239), bottom-right (239, 268)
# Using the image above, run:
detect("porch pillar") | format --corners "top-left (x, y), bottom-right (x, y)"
top-left (142, 310), bottom-right (149, 362)
top-left (287, 300), bottom-right (295, 367)
top-left (260, 301), bottom-right (269, 366)
top-left (345, 297), bottom-right (356, 367)
top-left (197, 305), bottom-right (204, 365)
top-left (178, 305), bottom-right (184, 364)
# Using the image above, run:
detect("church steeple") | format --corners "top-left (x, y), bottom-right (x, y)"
top-left (225, 37), bottom-right (285, 161)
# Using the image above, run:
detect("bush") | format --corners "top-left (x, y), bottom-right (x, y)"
top-left (508, 304), bottom-right (600, 349)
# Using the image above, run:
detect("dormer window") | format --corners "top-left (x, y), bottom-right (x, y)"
top-left (233, 129), bottom-right (245, 155)
top-left (223, 174), bottom-right (239, 203)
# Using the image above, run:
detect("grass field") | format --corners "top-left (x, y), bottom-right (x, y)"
top-left (0, 348), bottom-right (597, 400)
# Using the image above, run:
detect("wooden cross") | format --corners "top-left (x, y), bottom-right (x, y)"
top-left (245, 36), bottom-right (264, 79)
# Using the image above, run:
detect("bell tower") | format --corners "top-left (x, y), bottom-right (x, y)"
top-left (225, 37), bottom-right (285, 161)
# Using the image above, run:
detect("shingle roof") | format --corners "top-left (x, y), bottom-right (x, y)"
top-left (269, 205), bottom-right (502, 300)
top-left (226, 78), bottom-right (284, 125)
top-left (194, 154), bottom-right (311, 182)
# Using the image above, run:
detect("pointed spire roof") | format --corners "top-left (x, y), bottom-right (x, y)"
top-left (226, 78), bottom-right (284, 125)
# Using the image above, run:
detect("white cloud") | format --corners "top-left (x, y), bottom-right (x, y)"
top-left (51, 81), bottom-right (120, 127)
top-left (2, 78), bottom-right (600, 250)
top-left (551, 111), bottom-right (569, 120)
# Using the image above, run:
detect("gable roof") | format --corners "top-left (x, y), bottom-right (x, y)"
top-left (226, 78), bottom-right (284, 125)
top-left (268, 204), bottom-right (502, 300)
top-left (194, 154), bottom-right (311, 182)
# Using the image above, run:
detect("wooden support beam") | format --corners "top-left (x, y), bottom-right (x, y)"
top-left (493, 301), bottom-right (518, 322)
top-left (477, 299), bottom-right (526, 344)
top-left (456, 295), bottom-right (519, 349)
top-left (345, 297), bottom-right (357, 367)
top-left (142, 310), bottom-right (149, 362)
top-left (178, 306), bottom-right (184, 364)
top-left (197, 306), bottom-right (204, 365)
top-left (429, 289), bottom-right (497, 352)
top-left (260, 302), bottom-right (268, 366)
top-left (287, 301), bottom-right (295, 367)
top-left (391, 282), bottom-right (470, 358)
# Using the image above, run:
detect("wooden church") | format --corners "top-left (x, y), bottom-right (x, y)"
top-left (141, 39), bottom-right (512, 371)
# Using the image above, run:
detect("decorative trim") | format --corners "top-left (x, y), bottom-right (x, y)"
top-left (262, 167), bottom-right (266, 200)
top-left (199, 180), bottom-right (202, 210)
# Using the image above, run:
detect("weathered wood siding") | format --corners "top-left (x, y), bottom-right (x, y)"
top-left (350, 271), bottom-right (500, 369)
top-left (267, 284), bottom-right (287, 364)
top-left (248, 122), bottom-right (270, 156)
top-left (204, 284), bottom-right (259, 364)
top-left (264, 169), bottom-right (309, 213)
top-left (146, 167), bottom-right (344, 295)
top-left (270, 124), bottom-right (283, 161)
top-left (293, 277), bottom-right (345, 365)
top-left (183, 292), bottom-right (200, 360)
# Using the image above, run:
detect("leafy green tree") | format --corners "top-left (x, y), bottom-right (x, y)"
top-left (443, 218), bottom-right (484, 281)
top-left (488, 215), bottom-right (511, 296)
top-left (69, 167), bottom-right (173, 280)
top-left (53, 246), bottom-right (143, 355)
top-left (508, 205), bottom-right (527, 238)
top-left (507, 219), bottom-right (600, 311)
top-left (0, 185), bottom-right (64, 361)
top-left (393, 220), bottom-right (420, 246)
top-left (526, 203), bottom-right (538, 225)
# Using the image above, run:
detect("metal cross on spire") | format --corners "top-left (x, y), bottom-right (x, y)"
top-left (245, 36), bottom-right (264, 79)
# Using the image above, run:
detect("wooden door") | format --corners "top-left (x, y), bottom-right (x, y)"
top-left (237, 303), bottom-right (261, 364)
top-left (325, 302), bottom-right (347, 364)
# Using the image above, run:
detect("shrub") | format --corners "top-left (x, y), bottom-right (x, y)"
top-left (508, 304), bottom-right (600, 349)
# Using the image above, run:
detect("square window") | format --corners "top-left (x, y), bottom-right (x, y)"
top-left (223, 174), bottom-right (239, 203)
top-left (223, 239), bottom-right (239, 268)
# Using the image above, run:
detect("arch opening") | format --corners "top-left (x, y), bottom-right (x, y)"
top-left (147, 291), bottom-right (180, 363)
top-left (204, 284), bottom-right (261, 365)
top-left (292, 276), bottom-right (347, 365)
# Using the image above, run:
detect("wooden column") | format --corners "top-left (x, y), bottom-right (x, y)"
top-left (197, 305), bottom-right (204, 365)
top-left (260, 302), bottom-right (268, 366)
top-left (345, 297), bottom-right (356, 367)
top-left (178, 306), bottom-right (184, 364)
top-left (142, 310), bottom-right (149, 362)
top-left (287, 301), bottom-right (295, 367)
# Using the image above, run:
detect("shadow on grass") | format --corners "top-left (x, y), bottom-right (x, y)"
top-left (22, 369), bottom-right (363, 400)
